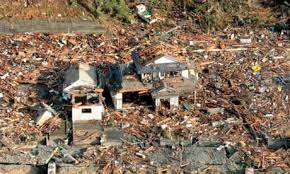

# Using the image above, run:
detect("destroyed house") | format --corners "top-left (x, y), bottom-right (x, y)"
top-left (151, 82), bottom-right (179, 109)
top-left (108, 63), bottom-right (152, 110)
top-left (63, 63), bottom-right (104, 122)
top-left (107, 52), bottom-right (198, 110)
top-left (151, 76), bottom-right (197, 110)
top-left (132, 50), bottom-right (198, 83)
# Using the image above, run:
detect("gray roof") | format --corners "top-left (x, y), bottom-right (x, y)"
top-left (64, 63), bottom-right (97, 88)
top-left (132, 50), bottom-right (188, 74)
top-left (140, 62), bottom-right (188, 73)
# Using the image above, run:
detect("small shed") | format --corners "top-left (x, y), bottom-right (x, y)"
top-left (151, 83), bottom-right (179, 110)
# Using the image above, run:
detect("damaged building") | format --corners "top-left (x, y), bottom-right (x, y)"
top-left (108, 51), bottom-right (198, 110)
top-left (63, 63), bottom-right (104, 145)
top-left (63, 63), bottom-right (104, 122)
top-left (108, 63), bottom-right (153, 110)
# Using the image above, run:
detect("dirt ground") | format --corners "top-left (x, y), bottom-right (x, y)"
top-left (0, 0), bottom-right (89, 19)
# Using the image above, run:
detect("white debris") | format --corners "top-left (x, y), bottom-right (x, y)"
top-left (0, 73), bottom-right (9, 80)
top-left (239, 36), bottom-right (252, 44)
top-left (161, 124), bottom-right (168, 129)
top-left (207, 107), bottom-right (224, 115)
top-left (148, 114), bottom-right (155, 119)
top-left (35, 110), bottom-right (53, 126)
top-left (263, 114), bottom-right (274, 118)
top-left (245, 167), bottom-right (255, 174)
top-left (136, 4), bottom-right (147, 15)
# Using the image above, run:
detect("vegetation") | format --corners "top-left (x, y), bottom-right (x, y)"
top-left (148, 0), bottom-right (269, 32)
top-left (75, 0), bottom-right (133, 23)
top-left (73, 0), bottom-right (288, 31)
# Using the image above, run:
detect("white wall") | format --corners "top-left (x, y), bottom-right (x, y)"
top-left (72, 104), bottom-right (104, 122)
top-left (189, 69), bottom-right (199, 81)
top-left (35, 110), bottom-right (53, 126)
top-left (111, 92), bottom-right (123, 110)
top-left (181, 70), bottom-right (189, 79)
top-left (170, 96), bottom-right (179, 107)
top-left (155, 98), bottom-right (161, 107)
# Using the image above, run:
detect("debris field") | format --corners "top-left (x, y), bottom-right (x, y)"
top-left (0, 10), bottom-right (289, 174)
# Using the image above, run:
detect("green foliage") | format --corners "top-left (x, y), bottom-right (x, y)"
top-left (114, 0), bottom-right (133, 23)
top-left (96, 0), bottom-right (133, 22)
top-left (78, 0), bottom-right (133, 23)
top-left (148, 0), bottom-right (269, 31)
top-left (150, 0), bottom-right (159, 7)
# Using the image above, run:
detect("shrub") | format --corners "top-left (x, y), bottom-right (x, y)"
top-left (77, 0), bottom-right (133, 23)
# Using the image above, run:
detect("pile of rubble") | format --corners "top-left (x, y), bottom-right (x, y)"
top-left (0, 11), bottom-right (289, 174)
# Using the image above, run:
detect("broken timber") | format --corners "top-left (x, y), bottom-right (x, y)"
top-left (0, 20), bottom-right (106, 34)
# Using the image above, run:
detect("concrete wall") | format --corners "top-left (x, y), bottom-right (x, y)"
top-left (155, 98), bottom-right (161, 107)
top-left (170, 96), bottom-right (179, 106)
top-left (111, 91), bottom-right (123, 110)
top-left (72, 104), bottom-right (104, 122)
top-left (189, 68), bottom-right (199, 81)
top-left (48, 161), bottom-right (56, 174)
top-left (182, 70), bottom-right (189, 79)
